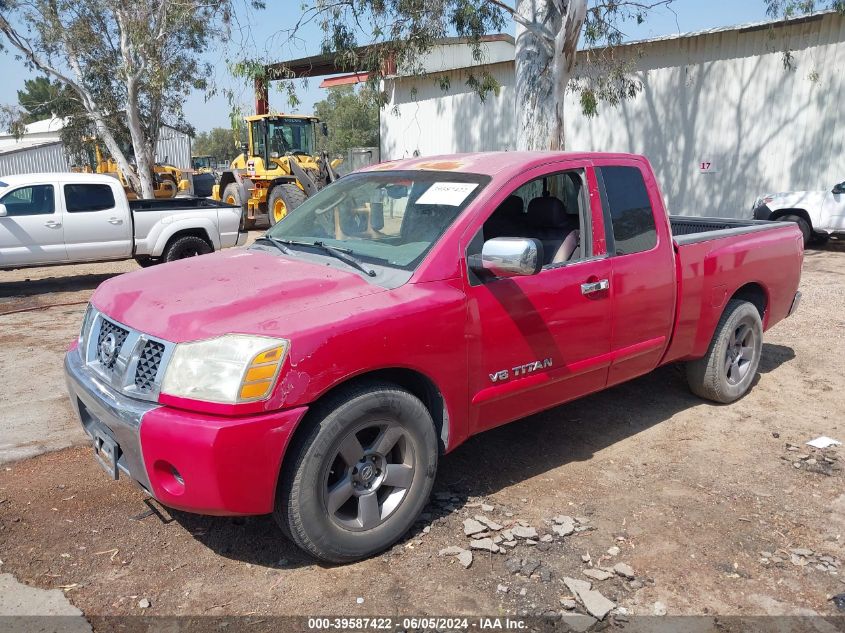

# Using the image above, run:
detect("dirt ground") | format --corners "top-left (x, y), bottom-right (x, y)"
top-left (0, 239), bottom-right (843, 625)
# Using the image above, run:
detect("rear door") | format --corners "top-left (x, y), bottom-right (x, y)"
top-left (0, 181), bottom-right (66, 266)
top-left (593, 159), bottom-right (676, 386)
top-left (822, 182), bottom-right (845, 230)
top-left (62, 181), bottom-right (132, 261)
top-left (464, 161), bottom-right (614, 433)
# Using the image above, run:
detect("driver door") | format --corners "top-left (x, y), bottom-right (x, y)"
top-left (464, 161), bottom-right (613, 434)
top-left (823, 182), bottom-right (845, 230)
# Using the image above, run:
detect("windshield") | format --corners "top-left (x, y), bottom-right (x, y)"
top-left (255, 118), bottom-right (316, 158)
top-left (264, 171), bottom-right (489, 271)
top-left (193, 156), bottom-right (212, 169)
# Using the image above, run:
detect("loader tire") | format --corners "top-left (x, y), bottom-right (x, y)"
top-left (268, 183), bottom-right (307, 226)
top-left (686, 299), bottom-right (763, 404)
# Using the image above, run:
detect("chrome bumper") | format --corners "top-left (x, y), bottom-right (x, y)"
top-left (64, 349), bottom-right (157, 491)
top-left (788, 291), bottom-right (802, 318)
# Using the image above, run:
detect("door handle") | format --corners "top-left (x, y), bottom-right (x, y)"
top-left (581, 279), bottom-right (610, 295)
top-left (44, 221), bottom-right (62, 228)
top-left (108, 218), bottom-right (123, 225)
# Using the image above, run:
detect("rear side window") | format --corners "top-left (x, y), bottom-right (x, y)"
top-left (64, 184), bottom-right (115, 213)
top-left (0, 185), bottom-right (55, 216)
top-left (599, 166), bottom-right (657, 255)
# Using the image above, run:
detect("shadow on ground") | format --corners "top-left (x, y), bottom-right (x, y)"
top-left (0, 273), bottom-right (119, 300)
top-left (174, 343), bottom-right (795, 568)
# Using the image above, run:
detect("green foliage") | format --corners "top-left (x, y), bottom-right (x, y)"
top-left (193, 126), bottom-right (248, 162)
top-left (313, 85), bottom-right (379, 157)
top-left (16, 76), bottom-right (78, 123)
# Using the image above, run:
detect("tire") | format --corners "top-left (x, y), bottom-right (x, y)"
top-left (268, 183), bottom-right (307, 226)
top-left (686, 299), bottom-right (763, 404)
top-left (780, 214), bottom-right (811, 247)
top-left (134, 256), bottom-right (158, 268)
top-left (162, 235), bottom-right (213, 263)
top-left (274, 382), bottom-right (438, 563)
top-left (221, 182), bottom-right (242, 208)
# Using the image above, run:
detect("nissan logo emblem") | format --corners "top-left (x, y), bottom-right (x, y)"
top-left (99, 333), bottom-right (119, 364)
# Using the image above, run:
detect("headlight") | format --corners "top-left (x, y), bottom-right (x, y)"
top-left (161, 335), bottom-right (289, 404)
top-left (78, 304), bottom-right (96, 353)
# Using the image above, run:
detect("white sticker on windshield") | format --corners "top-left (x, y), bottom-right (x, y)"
top-left (416, 182), bottom-right (478, 206)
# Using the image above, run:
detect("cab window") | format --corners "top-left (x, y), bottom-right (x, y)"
top-left (0, 185), bottom-right (55, 216)
top-left (471, 170), bottom-right (589, 268)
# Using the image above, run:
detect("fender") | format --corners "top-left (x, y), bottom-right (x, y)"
top-left (148, 216), bottom-right (220, 257)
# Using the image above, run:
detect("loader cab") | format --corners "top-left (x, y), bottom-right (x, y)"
top-left (247, 115), bottom-right (319, 167)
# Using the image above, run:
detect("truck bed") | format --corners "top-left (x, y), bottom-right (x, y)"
top-left (670, 216), bottom-right (791, 245)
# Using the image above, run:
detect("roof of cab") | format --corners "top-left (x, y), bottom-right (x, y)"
top-left (359, 151), bottom-right (645, 178)
top-left (0, 172), bottom-right (121, 188)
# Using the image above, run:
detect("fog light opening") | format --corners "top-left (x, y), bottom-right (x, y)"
top-left (153, 460), bottom-right (186, 496)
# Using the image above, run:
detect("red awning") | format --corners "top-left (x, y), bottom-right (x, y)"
top-left (319, 73), bottom-right (370, 89)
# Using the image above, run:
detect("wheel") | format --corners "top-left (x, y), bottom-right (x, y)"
top-left (780, 214), bottom-right (811, 247)
top-left (268, 183), bottom-right (307, 226)
top-left (686, 299), bottom-right (763, 404)
top-left (162, 235), bottom-right (213, 262)
top-left (134, 256), bottom-right (158, 268)
top-left (221, 182), bottom-right (242, 207)
top-left (275, 382), bottom-right (438, 563)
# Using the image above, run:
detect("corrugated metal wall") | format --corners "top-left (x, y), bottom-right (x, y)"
top-left (155, 126), bottom-right (192, 170)
top-left (0, 142), bottom-right (69, 176)
top-left (381, 61), bottom-right (516, 159)
top-left (382, 12), bottom-right (845, 218)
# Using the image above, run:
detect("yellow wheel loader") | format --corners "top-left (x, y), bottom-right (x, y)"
top-left (73, 141), bottom-right (191, 200)
top-left (212, 114), bottom-right (343, 229)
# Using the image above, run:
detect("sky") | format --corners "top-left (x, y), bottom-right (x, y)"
top-left (0, 1), bottom-right (776, 134)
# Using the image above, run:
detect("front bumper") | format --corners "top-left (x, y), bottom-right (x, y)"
top-left (65, 349), bottom-right (308, 516)
top-left (753, 204), bottom-right (774, 221)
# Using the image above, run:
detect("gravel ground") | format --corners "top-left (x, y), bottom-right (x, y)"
top-left (0, 238), bottom-right (843, 625)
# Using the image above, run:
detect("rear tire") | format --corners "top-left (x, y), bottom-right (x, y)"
top-left (274, 382), bottom-right (438, 563)
top-left (780, 214), bottom-right (811, 247)
top-left (134, 256), bottom-right (158, 268)
top-left (268, 183), bottom-right (307, 227)
top-left (162, 235), bottom-right (213, 262)
top-left (686, 299), bottom-right (763, 404)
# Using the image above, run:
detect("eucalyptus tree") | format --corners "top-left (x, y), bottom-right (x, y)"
top-left (0, 1), bottom-right (262, 197)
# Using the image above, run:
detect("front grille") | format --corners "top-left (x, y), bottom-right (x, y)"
top-left (83, 310), bottom-right (173, 401)
top-left (97, 319), bottom-right (130, 369)
top-left (134, 340), bottom-right (165, 393)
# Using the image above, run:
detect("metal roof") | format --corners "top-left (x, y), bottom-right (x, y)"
top-left (0, 139), bottom-right (64, 155)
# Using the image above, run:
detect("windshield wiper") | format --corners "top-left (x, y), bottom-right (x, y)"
top-left (253, 235), bottom-right (291, 255)
top-left (274, 239), bottom-right (377, 277)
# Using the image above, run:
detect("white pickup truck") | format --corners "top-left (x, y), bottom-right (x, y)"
top-left (0, 172), bottom-right (246, 269)
top-left (753, 180), bottom-right (845, 246)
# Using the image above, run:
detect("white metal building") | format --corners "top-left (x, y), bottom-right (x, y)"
top-left (0, 118), bottom-right (194, 176)
top-left (380, 11), bottom-right (845, 217)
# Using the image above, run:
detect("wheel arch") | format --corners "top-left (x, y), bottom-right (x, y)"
top-left (729, 281), bottom-right (768, 323)
top-left (770, 208), bottom-right (813, 231)
top-left (283, 367), bottom-right (450, 466)
top-left (157, 227), bottom-right (215, 257)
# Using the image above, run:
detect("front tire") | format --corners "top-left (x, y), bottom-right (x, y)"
top-left (780, 214), bottom-right (811, 247)
top-left (275, 382), bottom-right (438, 563)
top-left (686, 299), bottom-right (763, 404)
top-left (268, 183), bottom-right (307, 226)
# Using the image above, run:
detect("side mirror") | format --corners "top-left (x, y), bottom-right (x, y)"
top-left (321, 122), bottom-right (329, 137)
top-left (833, 183), bottom-right (845, 195)
top-left (0, 204), bottom-right (6, 217)
top-left (471, 238), bottom-right (544, 278)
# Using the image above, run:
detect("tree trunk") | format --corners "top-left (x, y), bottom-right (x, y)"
top-left (514, 0), bottom-right (587, 151)
top-left (125, 78), bottom-right (156, 199)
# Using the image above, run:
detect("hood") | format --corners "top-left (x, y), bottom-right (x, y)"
top-left (91, 249), bottom-right (387, 343)
top-left (764, 190), bottom-right (825, 207)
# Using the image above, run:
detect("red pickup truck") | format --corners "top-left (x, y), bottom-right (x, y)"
top-left (65, 152), bottom-right (803, 562)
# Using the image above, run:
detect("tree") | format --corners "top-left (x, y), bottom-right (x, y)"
top-left (0, 1), bottom-right (262, 198)
top-left (193, 127), bottom-right (247, 163)
top-left (279, 0), bottom-right (676, 151)
top-left (17, 76), bottom-right (78, 123)
top-left (314, 85), bottom-right (379, 158)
